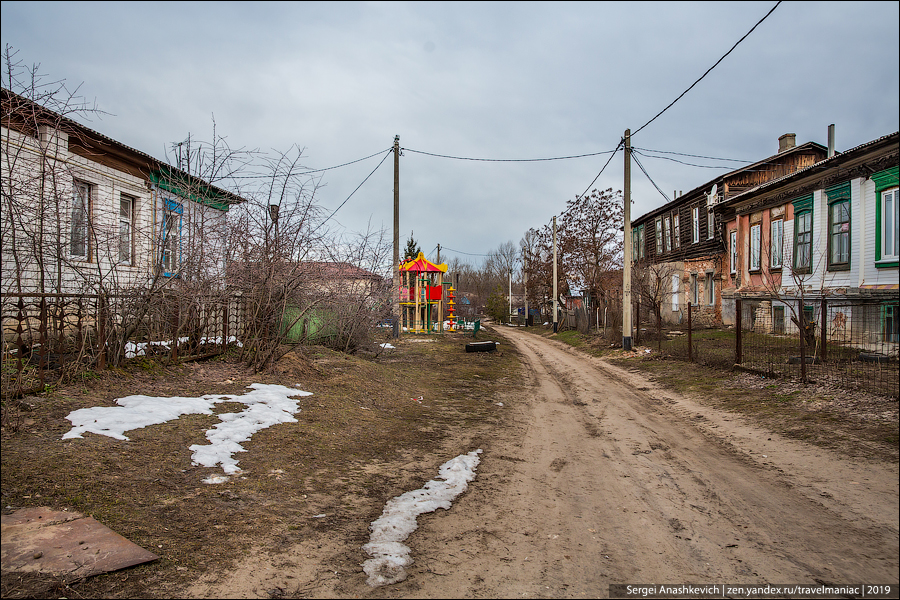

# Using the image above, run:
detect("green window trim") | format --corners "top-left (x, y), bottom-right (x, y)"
top-left (792, 194), bottom-right (813, 274)
top-left (150, 170), bottom-right (233, 212)
top-left (873, 167), bottom-right (899, 267)
top-left (825, 182), bottom-right (851, 271)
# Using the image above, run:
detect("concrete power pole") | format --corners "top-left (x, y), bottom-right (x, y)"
top-left (553, 215), bottom-right (558, 333)
top-left (623, 129), bottom-right (633, 351)
top-left (393, 135), bottom-right (400, 339)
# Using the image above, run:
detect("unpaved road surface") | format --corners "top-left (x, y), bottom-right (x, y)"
top-left (189, 329), bottom-right (899, 598)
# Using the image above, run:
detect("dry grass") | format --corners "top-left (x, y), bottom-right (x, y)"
top-left (1, 329), bottom-right (523, 599)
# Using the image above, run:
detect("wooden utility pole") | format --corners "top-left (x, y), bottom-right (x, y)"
top-left (523, 245), bottom-right (529, 326)
top-left (623, 129), bottom-right (633, 351)
top-left (553, 216), bottom-right (558, 333)
top-left (436, 243), bottom-right (440, 264)
top-left (393, 135), bottom-right (400, 339)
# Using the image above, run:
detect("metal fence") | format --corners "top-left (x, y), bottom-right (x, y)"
top-left (1, 292), bottom-right (244, 398)
top-left (635, 297), bottom-right (898, 398)
top-left (737, 297), bottom-right (898, 398)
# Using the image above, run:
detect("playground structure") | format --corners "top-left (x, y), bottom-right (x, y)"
top-left (398, 252), bottom-right (458, 333)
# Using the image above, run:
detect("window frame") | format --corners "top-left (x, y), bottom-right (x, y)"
top-left (655, 218), bottom-right (663, 255)
top-left (70, 180), bottom-right (92, 260)
top-left (672, 211), bottom-right (680, 248)
top-left (730, 229), bottom-right (737, 274)
top-left (690, 272), bottom-right (698, 306)
top-left (749, 223), bottom-right (761, 272)
top-left (826, 182), bottom-right (851, 271)
top-left (873, 166), bottom-right (899, 267)
top-left (705, 271), bottom-right (714, 305)
top-left (707, 208), bottom-right (715, 240)
top-left (160, 198), bottom-right (183, 277)
top-left (671, 273), bottom-right (679, 312)
top-left (770, 218), bottom-right (784, 269)
top-left (663, 215), bottom-right (672, 253)
top-left (119, 194), bottom-right (135, 265)
top-left (792, 194), bottom-right (814, 275)
top-left (692, 206), bottom-right (700, 244)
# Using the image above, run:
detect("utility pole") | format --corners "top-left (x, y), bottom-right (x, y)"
top-left (508, 268), bottom-right (512, 323)
top-left (553, 215), bottom-right (558, 333)
top-left (436, 243), bottom-right (440, 264)
top-left (523, 245), bottom-right (528, 327)
top-left (393, 135), bottom-right (400, 339)
top-left (623, 129), bottom-right (633, 351)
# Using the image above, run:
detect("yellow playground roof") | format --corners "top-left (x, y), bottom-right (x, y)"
top-left (399, 252), bottom-right (448, 273)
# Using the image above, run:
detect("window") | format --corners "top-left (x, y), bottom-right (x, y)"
top-left (770, 219), bottom-right (783, 268)
top-left (663, 216), bottom-right (672, 252)
top-left (119, 195), bottom-right (134, 265)
top-left (884, 304), bottom-right (899, 343)
top-left (160, 198), bottom-right (183, 275)
top-left (707, 209), bottom-right (715, 240)
top-left (826, 182), bottom-right (851, 270)
top-left (692, 206), bottom-right (700, 244)
top-left (705, 272), bottom-right (714, 305)
top-left (671, 273), bottom-right (679, 312)
top-left (71, 181), bottom-right (91, 258)
top-left (730, 230), bottom-right (737, 274)
top-left (655, 218), bottom-right (663, 255)
top-left (635, 225), bottom-right (645, 260)
top-left (873, 167), bottom-right (899, 266)
top-left (690, 273), bottom-right (698, 305)
top-left (881, 187), bottom-right (899, 261)
top-left (672, 212), bottom-right (680, 248)
top-left (749, 223), bottom-right (761, 271)
top-left (773, 305), bottom-right (785, 334)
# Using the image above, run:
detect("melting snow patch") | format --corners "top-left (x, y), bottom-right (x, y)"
top-left (202, 475), bottom-right (229, 485)
top-left (362, 449), bottom-right (482, 587)
top-left (63, 383), bottom-right (312, 475)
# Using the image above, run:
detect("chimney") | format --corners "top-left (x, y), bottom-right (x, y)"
top-left (778, 133), bottom-right (796, 153)
top-left (827, 124), bottom-right (835, 158)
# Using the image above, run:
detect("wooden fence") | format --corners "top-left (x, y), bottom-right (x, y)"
top-left (1, 292), bottom-right (244, 398)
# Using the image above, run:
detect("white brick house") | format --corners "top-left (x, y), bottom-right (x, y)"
top-left (1, 88), bottom-right (243, 296)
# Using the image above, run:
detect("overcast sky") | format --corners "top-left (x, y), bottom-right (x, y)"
top-left (2, 1), bottom-right (898, 267)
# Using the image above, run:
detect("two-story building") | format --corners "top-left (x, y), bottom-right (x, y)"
top-left (724, 131), bottom-right (899, 344)
top-left (631, 133), bottom-right (828, 328)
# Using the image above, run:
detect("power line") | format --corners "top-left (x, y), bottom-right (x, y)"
top-left (631, 152), bottom-right (671, 204)
top-left (578, 139), bottom-right (624, 200)
top-left (441, 246), bottom-right (493, 258)
top-left (401, 146), bottom-right (619, 163)
top-left (313, 148), bottom-right (393, 232)
top-left (633, 146), bottom-right (751, 164)
top-left (631, 1), bottom-right (781, 138)
top-left (222, 148), bottom-right (393, 180)
top-left (632, 148), bottom-right (736, 170)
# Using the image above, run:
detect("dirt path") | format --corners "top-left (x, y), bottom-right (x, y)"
top-left (186, 329), bottom-right (899, 598)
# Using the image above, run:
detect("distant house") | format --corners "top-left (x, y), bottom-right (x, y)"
top-left (631, 133), bottom-right (828, 328)
top-left (296, 261), bottom-right (385, 297)
top-left (1, 88), bottom-right (244, 296)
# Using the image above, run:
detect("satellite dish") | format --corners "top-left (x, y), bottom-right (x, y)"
top-left (709, 184), bottom-right (718, 204)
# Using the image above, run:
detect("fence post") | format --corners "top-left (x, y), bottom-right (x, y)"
top-left (97, 294), bottom-right (107, 370)
top-left (735, 297), bottom-right (742, 365)
top-left (687, 301), bottom-right (693, 363)
top-left (819, 296), bottom-right (827, 362)
top-left (798, 299), bottom-right (807, 383)
top-left (38, 296), bottom-right (48, 388)
top-left (171, 299), bottom-right (180, 360)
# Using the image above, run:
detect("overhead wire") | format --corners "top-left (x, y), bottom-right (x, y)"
top-left (631, 1), bottom-right (781, 138)
top-left (312, 148), bottom-right (393, 233)
top-left (631, 151), bottom-right (672, 204)
top-left (401, 147), bottom-right (619, 162)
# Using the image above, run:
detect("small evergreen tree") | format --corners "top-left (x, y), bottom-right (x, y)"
top-left (404, 231), bottom-right (422, 261)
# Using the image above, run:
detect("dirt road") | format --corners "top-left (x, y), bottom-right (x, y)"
top-left (187, 328), bottom-right (898, 598)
